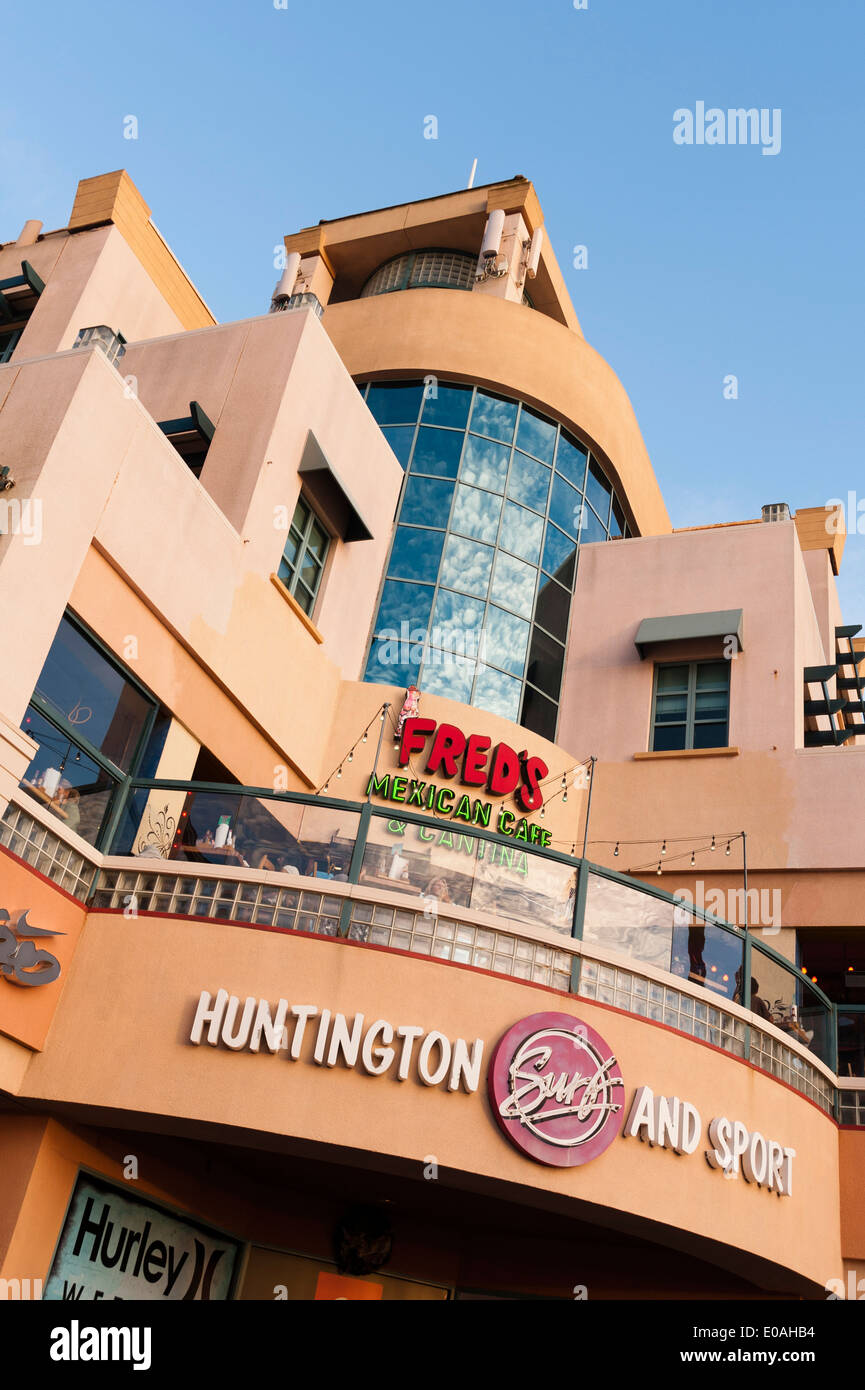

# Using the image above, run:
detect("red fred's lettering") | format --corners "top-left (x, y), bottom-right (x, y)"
top-left (462, 733), bottom-right (491, 786)
top-left (426, 723), bottom-right (467, 778)
top-left (399, 717), bottom-right (436, 767)
top-left (516, 754), bottom-right (548, 812)
top-left (487, 742), bottom-right (521, 796)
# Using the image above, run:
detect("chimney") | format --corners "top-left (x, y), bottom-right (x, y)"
top-left (761, 503), bottom-right (792, 523)
top-left (16, 220), bottom-right (42, 247)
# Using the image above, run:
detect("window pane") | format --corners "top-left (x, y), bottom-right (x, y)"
top-left (585, 459), bottom-right (612, 526)
top-left (610, 496), bottom-right (625, 538)
top-left (521, 685), bottom-right (558, 741)
top-left (654, 693), bottom-right (688, 722)
top-left (364, 638), bottom-right (421, 688)
top-left (451, 484), bottom-right (502, 545)
top-left (484, 606), bottom-right (530, 677)
top-left (399, 475), bottom-right (455, 528)
top-left (388, 526), bottom-right (445, 584)
top-left (500, 501), bottom-right (543, 565)
top-left (299, 552), bottom-right (323, 591)
top-left (306, 521), bottom-right (328, 562)
top-left (696, 662), bottom-right (730, 691)
top-left (420, 651), bottom-right (476, 703)
top-left (431, 590), bottom-right (486, 657)
top-left (580, 503), bottom-right (607, 544)
top-left (421, 383), bottom-right (472, 430)
top-left (381, 425), bottom-right (415, 468)
top-left (535, 575), bottom-right (570, 642)
top-left (293, 583), bottom-right (314, 614)
top-left (411, 425), bottom-right (463, 478)
top-left (374, 579), bottom-right (434, 636)
top-left (473, 665), bottom-right (522, 721)
top-left (20, 705), bottom-right (116, 846)
top-left (555, 430), bottom-right (588, 489)
top-left (439, 535), bottom-right (494, 599)
top-left (460, 435), bottom-right (510, 492)
top-left (490, 552), bottom-right (537, 620)
top-left (33, 617), bottom-right (153, 773)
top-left (515, 406), bottom-right (557, 464)
top-left (469, 390), bottom-right (518, 444)
top-left (542, 524), bottom-right (577, 588)
top-left (652, 723), bottom-right (687, 752)
top-left (526, 629), bottom-right (565, 700)
top-left (657, 665), bottom-right (689, 692)
top-left (508, 451), bottom-right (551, 513)
top-left (693, 722), bottom-right (728, 749)
top-left (695, 691), bottom-right (729, 720)
top-left (292, 499), bottom-right (310, 533)
top-left (366, 382), bottom-right (423, 425)
top-left (549, 475), bottom-right (581, 540)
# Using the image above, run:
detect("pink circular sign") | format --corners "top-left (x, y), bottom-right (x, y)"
top-left (488, 1013), bottom-right (626, 1167)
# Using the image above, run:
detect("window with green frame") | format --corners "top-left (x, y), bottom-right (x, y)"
top-left (650, 661), bottom-right (731, 751)
top-left (277, 496), bottom-right (331, 615)
top-left (18, 613), bottom-right (165, 847)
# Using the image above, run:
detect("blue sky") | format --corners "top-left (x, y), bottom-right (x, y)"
top-left (3, 0), bottom-right (863, 620)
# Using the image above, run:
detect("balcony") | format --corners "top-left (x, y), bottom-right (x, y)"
top-left (0, 776), bottom-right (845, 1115)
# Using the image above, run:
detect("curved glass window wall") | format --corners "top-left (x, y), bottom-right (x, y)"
top-left (360, 380), bottom-right (630, 739)
top-left (361, 250), bottom-right (477, 298)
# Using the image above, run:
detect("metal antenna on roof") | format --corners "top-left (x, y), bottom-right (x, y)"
top-left (467, 158), bottom-right (478, 189)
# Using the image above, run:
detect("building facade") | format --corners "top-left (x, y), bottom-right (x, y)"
top-left (0, 170), bottom-right (862, 1301)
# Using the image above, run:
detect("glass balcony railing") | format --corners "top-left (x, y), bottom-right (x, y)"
top-left (12, 774), bottom-right (841, 1078)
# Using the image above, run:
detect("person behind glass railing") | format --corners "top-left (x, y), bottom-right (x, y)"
top-left (57, 781), bottom-right (81, 833)
top-left (750, 978), bottom-right (772, 1022)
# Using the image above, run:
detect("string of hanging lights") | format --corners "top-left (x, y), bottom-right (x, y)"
top-left (317, 703), bottom-right (390, 795)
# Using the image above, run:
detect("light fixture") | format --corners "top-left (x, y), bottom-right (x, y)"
top-left (336, 767), bottom-right (343, 779)
top-left (362, 732), bottom-right (368, 744)
top-left (614, 842), bottom-right (619, 857)
top-left (725, 841), bottom-right (731, 856)
top-left (661, 839), bottom-right (667, 856)
top-left (811, 975), bottom-right (818, 983)
top-left (540, 806), bottom-right (545, 819)
top-left (323, 783), bottom-right (329, 794)
top-left (690, 850), bottom-right (696, 867)
top-left (380, 709), bottom-right (386, 722)
top-left (710, 835), bottom-right (716, 852)
top-left (656, 861), bottom-right (662, 875)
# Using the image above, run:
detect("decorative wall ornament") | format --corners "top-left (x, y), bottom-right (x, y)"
top-left (135, 804), bottom-right (177, 858)
top-left (0, 908), bottom-right (63, 987)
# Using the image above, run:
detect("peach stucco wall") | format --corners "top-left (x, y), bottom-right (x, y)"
top-left (13, 911), bottom-right (842, 1291)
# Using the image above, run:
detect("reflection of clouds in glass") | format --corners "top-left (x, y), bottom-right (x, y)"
top-left (500, 502), bottom-right (543, 564)
top-left (516, 409), bottom-right (556, 464)
top-left (433, 589), bottom-right (485, 631)
top-left (485, 606), bottom-right (529, 676)
top-left (473, 665), bottom-right (521, 721)
top-left (460, 436), bottom-right (510, 492)
top-left (451, 484), bottom-right (501, 544)
top-left (421, 651), bottom-right (476, 703)
top-left (491, 552), bottom-right (537, 619)
top-left (439, 536), bottom-right (493, 599)
top-left (508, 452), bottom-right (551, 513)
top-left (469, 392), bottom-right (518, 444)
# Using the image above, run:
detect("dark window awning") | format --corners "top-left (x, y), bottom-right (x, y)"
top-left (635, 609), bottom-right (744, 658)
top-left (298, 430), bottom-right (373, 542)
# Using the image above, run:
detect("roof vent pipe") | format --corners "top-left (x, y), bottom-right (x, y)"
top-left (761, 503), bottom-right (792, 523)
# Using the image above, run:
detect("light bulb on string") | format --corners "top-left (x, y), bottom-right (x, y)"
top-left (613, 842), bottom-right (619, 857)
top-left (348, 750), bottom-right (354, 763)
top-left (710, 834), bottom-right (716, 852)
top-left (380, 709), bottom-right (386, 722)
top-left (656, 861), bottom-right (662, 876)
top-left (725, 841), bottom-right (731, 856)
top-left (661, 839), bottom-right (667, 856)
top-left (540, 806), bottom-right (545, 819)
top-left (362, 732), bottom-right (368, 744)
top-left (690, 850), bottom-right (696, 867)
top-left (323, 783), bottom-right (329, 794)
top-left (336, 767), bottom-right (343, 780)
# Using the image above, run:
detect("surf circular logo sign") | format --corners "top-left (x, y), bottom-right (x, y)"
top-left (488, 1012), bottom-right (625, 1167)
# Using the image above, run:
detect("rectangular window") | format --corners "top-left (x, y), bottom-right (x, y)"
top-left (650, 660), bottom-right (730, 751)
top-left (277, 496), bottom-right (331, 615)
